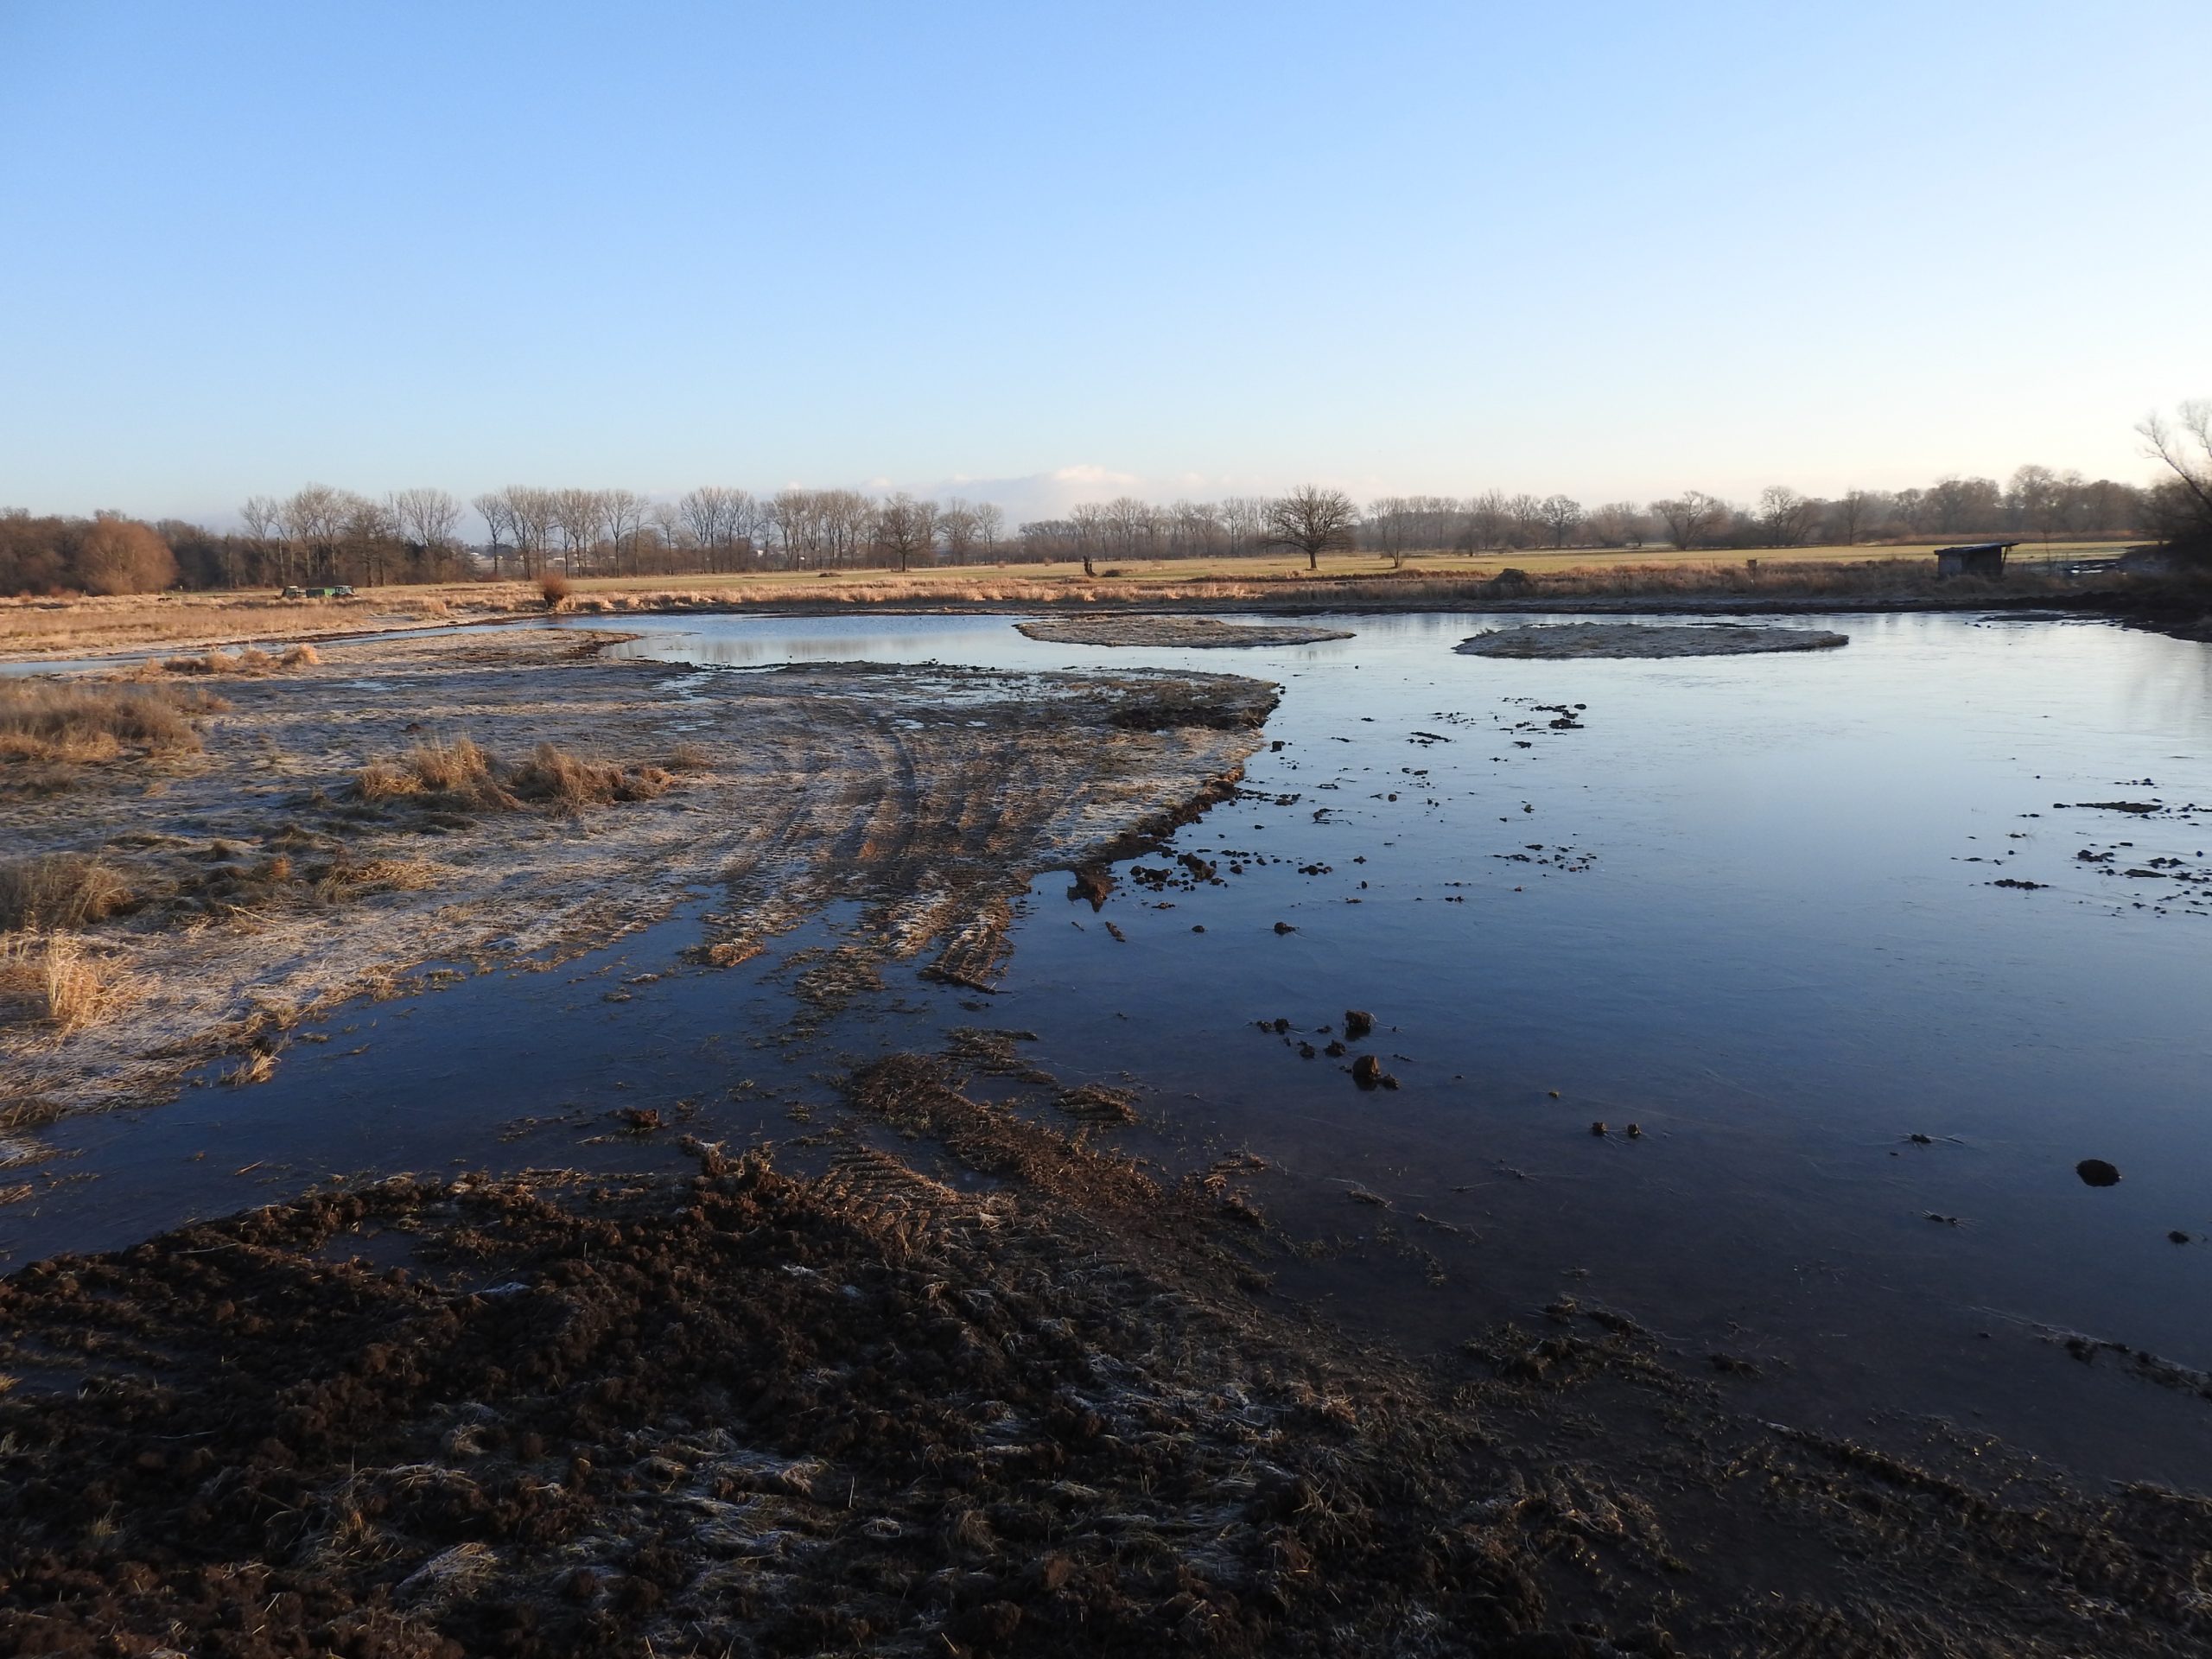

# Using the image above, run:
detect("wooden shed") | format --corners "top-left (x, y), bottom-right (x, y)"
top-left (1935, 541), bottom-right (2016, 578)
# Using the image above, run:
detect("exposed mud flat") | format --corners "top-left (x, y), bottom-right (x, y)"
top-left (0, 631), bottom-right (1274, 1138)
top-left (1015, 616), bottom-right (1355, 649)
top-left (5, 1037), bottom-right (2209, 1656)
top-left (1456, 621), bottom-right (1850, 658)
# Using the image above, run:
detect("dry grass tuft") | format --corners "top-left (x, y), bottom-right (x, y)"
top-left (0, 854), bottom-right (136, 932)
top-left (355, 735), bottom-right (510, 809)
top-left (538, 573), bottom-right (572, 610)
top-left (219, 1051), bottom-right (276, 1087)
top-left (0, 934), bottom-right (136, 1034)
top-left (355, 736), bottom-right (675, 813)
top-left (506, 742), bottom-right (671, 807)
top-left (0, 680), bottom-right (221, 770)
top-left (146, 642), bottom-right (321, 677)
top-left (666, 741), bottom-right (711, 771)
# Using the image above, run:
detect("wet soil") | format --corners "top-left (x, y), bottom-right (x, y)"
top-left (1015, 618), bottom-right (1356, 649)
top-left (5, 1037), bottom-right (2209, 1656)
top-left (1455, 622), bottom-right (1851, 659)
top-left (1, 632), bottom-right (1274, 1136)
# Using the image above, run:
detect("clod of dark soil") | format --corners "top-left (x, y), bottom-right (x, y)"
top-left (2077, 1158), bottom-right (2123, 1187)
top-left (1066, 867), bottom-right (1115, 909)
top-left (1351, 1053), bottom-right (1399, 1090)
top-left (1344, 1008), bottom-right (1375, 1039)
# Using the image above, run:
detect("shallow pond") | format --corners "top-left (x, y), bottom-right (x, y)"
top-left (15, 608), bottom-right (2212, 1490)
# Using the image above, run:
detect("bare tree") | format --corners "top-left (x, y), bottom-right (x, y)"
top-left (1069, 502), bottom-right (1110, 573)
top-left (472, 491), bottom-right (516, 576)
top-left (1832, 489), bottom-right (1875, 546)
top-left (1219, 496), bottom-right (1270, 556)
top-left (1460, 489), bottom-right (1509, 553)
top-left (937, 499), bottom-right (982, 563)
top-left (1538, 494), bottom-right (1583, 549)
top-left (1263, 486), bottom-right (1358, 571)
top-left (283, 483), bottom-right (353, 582)
top-left (391, 487), bottom-right (461, 555)
top-left (1365, 497), bottom-right (1414, 568)
top-left (600, 488), bottom-right (649, 576)
top-left (551, 487), bottom-right (603, 575)
top-left (1756, 486), bottom-right (1819, 547)
top-left (974, 501), bottom-right (1005, 561)
top-left (1651, 491), bottom-right (1729, 550)
top-left (870, 493), bottom-right (938, 572)
top-left (2139, 402), bottom-right (2212, 550)
top-left (1587, 501), bottom-right (1647, 548)
top-left (508, 487), bottom-right (558, 578)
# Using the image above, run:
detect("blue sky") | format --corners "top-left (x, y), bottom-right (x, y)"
top-left (3, 0), bottom-right (2206, 526)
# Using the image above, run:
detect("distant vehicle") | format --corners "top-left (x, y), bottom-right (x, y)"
top-left (280, 584), bottom-right (306, 599)
top-left (330, 584), bottom-right (356, 598)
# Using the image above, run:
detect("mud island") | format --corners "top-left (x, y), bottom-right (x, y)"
top-left (1456, 621), bottom-right (1850, 658)
top-left (1015, 616), bottom-right (1355, 648)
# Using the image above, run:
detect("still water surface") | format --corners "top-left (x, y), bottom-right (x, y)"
top-left (596, 609), bottom-right (2212, 1478)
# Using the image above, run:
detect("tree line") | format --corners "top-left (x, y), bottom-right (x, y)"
top-left (4, 406), bottom-right (2207, 596)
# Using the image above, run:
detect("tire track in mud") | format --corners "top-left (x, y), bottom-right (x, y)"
top-left (2, 638), bottom-right (1276, 1131)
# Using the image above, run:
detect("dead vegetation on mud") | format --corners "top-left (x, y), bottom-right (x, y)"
top-left (0, 630), bottom-right (1275, 1148)
top-left (3, 1036), bottom-right (2208, 1657)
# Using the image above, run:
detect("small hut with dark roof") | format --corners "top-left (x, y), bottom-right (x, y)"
top-left (1935, 541), bottom-right (2017, 578)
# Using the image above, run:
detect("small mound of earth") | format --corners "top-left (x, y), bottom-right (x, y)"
top-left (1456, 622), bottom-right (1849, 659)
top-left (1018, 616), bottom-right (1354, 648)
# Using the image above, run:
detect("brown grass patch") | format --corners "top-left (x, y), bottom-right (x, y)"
top-left (538, 573), bottom-right (571, 609)
top-left (219, 1051), bottom-right (276, 1087)
top-left (0, 854), bottom-right (136, 932)
top-left (144, 642), bottom-right (321, 677)
top-left (168, 844), bottom-right (443, 921)
top-left (355, 736), bottom-right (675, 813)
top-left (507, 742), bottom-right (672, 806)
top-left (0, 934), bottom-right (135, 1034)
top-left (0, 680), bottom-right (223, 771)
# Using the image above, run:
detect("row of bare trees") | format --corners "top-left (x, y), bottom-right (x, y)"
top-left (0, 511), bottom-right (180, 595)
top-left (10, 404), bottom-right (2202, 596)
top-left (463, 486), bottom-right (1010, 577)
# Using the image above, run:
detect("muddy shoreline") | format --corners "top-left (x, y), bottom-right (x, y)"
top-left (6, 1038), bottom-right (2210, 1656)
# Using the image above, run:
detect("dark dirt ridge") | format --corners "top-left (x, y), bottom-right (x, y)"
top-left (6, 1043), bottom-right (2212, 1657)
